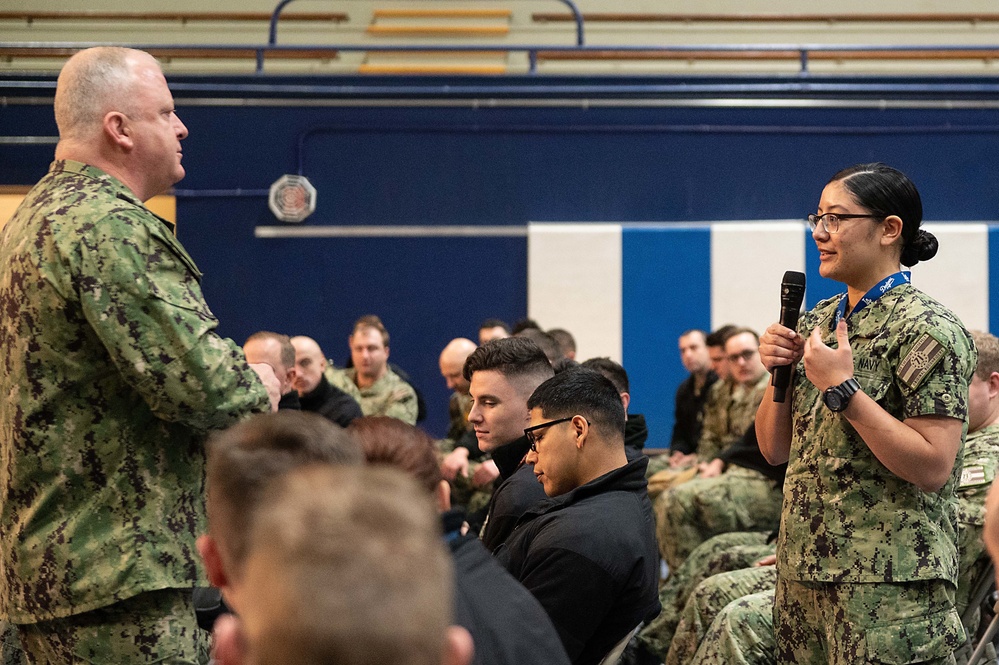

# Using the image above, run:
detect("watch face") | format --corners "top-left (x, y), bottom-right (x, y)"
top-left (824, 389), bottom-right (844, 411)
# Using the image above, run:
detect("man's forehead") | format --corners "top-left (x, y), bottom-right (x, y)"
top-left (293, 341), bottom-right (322, 359)
top-left (351, 328), bottom-right (384, 346)
top-left (725, 333), bottom-right (757, 352)
top-left (470, 369), bottom-right (516, 393)
top-left (679, 332), bottom-right (705, 347)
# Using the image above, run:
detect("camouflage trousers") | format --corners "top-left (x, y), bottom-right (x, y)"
top-left (656, 467), bottom-right (782, 571)
top-left (690, 589), bottom-right (776, 665)
top-left (667, 565), bottom-right (776, 665)
top-left (636, 530), bottom-right (773, 660)
top-left (1, 622), bottom-right (25, 665)
top-left (774, 576), bottom-right (964, 665)
top-left (15, 589), bottom-right (209, 665)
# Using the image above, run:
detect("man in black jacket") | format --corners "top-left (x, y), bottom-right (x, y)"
top-left (495, 369), bottom-right (661, 665)
top-left (290, 335), bottom-right (362, 427)
top-left (465, 337), bottom-right (554, 552)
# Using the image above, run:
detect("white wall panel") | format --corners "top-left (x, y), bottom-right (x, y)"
top-left (528, 223), bottom-right (622, 362)
top-left (711, 222), bottom-right (807, 336)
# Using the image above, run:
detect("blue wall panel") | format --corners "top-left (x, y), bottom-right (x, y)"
top-left (623, 226), bottom-right (712, 449)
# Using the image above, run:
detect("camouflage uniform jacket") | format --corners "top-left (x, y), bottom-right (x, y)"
top-left (0, 161), bottom-right (270, 623)
top-left (697, 372), bottom-right (768, 461)
top-left (328, 366), bottom-right (418, 424)
top-left (777, 285), bottom-right (975, 584)
top-left (955, 422), bottom-right (999, 610)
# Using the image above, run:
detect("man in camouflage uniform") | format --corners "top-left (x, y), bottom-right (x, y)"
top-left (656, 329), bottom-right (775, 571)
top-left (635, 530), bottom-right (774, 660)
top-left (0, 47), bottom-right (279, 663)
top-left (327, 315), bottom-right (418, 424)
top-left (647, 325), bottom-right (734, 481)
top-left (682, 330), bottom-right (999, 665)
top-left (438, 337), bottom-right (496, 521)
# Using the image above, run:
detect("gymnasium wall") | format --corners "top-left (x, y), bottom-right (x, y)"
top-left (3, 73), bottom-right (999, 439)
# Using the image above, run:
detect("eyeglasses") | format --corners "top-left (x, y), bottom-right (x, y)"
top-left (726, 349), bottom-right (758, 364)
top-left (524, 416), bottom-right (576, 452)
top-left (806, 213), bottom-right (879, 234)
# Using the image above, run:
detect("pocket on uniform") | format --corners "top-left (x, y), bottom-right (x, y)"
top-left (864, 607), bottom-right (965, 664)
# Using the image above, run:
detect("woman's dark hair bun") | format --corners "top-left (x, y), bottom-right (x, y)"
top-left (900, 229), bottom-right (938, 267)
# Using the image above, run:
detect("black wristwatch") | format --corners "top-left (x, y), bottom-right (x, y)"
top-left (823, 378), bottom-right (861, 412)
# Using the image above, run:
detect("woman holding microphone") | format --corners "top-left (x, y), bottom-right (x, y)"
top-left (757, 163), bottom-right (976, 664)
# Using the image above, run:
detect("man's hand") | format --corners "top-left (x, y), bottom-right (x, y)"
top-left (754, 553), bottom-right (777, 567)
top-left (697, 458), bottom-right (725, 478)
top-left (472, 459), bottom-right (500, 488)
top-left (441, 447), bottom-right (471, 481)
top-left (669, 451), bottom-right (697, 469)
top-left (249, 362), bottom-right (281, 412)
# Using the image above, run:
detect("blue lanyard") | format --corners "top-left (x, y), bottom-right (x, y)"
top-left (832, 271), bottom-right (910, 328)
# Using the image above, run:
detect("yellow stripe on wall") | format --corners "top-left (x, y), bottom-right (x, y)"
top-left (0, 192), bottom-right (177, 232)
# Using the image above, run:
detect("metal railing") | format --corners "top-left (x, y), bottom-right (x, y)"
top-left (4, 1), bottom-right (999, 76)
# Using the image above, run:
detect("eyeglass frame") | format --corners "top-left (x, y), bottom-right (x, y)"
top-left (726, 349), bottom-right (759, 364)
top-left (806, 213), bottom-right (881, 234)
top-left (525, 416), bottom-right (587, 452)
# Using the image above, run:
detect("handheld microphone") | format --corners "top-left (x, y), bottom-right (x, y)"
top-left (772, 271), bottom-right (806, 403)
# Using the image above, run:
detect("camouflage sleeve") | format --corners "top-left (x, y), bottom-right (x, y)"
top-left (382, 382), bottom-right (418, 425)
top-left (897, 320), bottom-right (975, 422)
top-left (75, 209), bottom-right (268, 431)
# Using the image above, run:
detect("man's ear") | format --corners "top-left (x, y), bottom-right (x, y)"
top-left (988, 371), bottom-right (999, 400)
top-left (572, 414), bottom-right (589, 450)
top-left (620, 391), bottom-right (631, 414)
top-left (197, 534), bottom-right (230, 590)
top-left (102, 111), bottom-right (133, 150)
top-left (442, 626), bottom-right (475, 665)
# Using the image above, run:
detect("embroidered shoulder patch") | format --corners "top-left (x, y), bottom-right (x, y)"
top-left (897, 332), bottom-right (947, 392)
top-left (959, 465), bottom-right (989, 489)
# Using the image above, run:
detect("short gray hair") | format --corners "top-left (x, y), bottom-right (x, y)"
top-left (54, 47), bottom-right (148, 140)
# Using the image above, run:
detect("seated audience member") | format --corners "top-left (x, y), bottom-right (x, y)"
top-left (328, 315), bottom-right (419, 424)
top-left (440, 338), bottom-right (483, 450)
top-left (516, 327), bottom-right (563, 363)
top-left (439, 338), bottom-right (497, 528)
top-left (350, 417), bottom-right (571, 665)
top-left (646, 325), bottom-right (735, 483)
top-left (211, 465), bottom-right (474, 665)
top-left (196, 411), bottom-right (363, 620)
top-left (581, 357), bottom-right (649, 456)
top-left (479, 318), bottom-right (511, 345)
top-left (685, 329), bottom-right (999, 665)
top-left (496, 368), bottom-right (660, 665)
top-left (669, 329), bottom-right (717, 465)
top-left (635, 530), bottom-right (775, 660)
top-left (656, 329), bottom-right (774, 571)
top-left (696, 328), bottom-right (768, 463)
top-left (548, 328), bottom-right (577, 360)
top-left (243, 331), bottom-right (301, 410)
top-left (465, 338), bottom-right (555, 552)
top-left (290, 335), bottom-right (363, 427)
